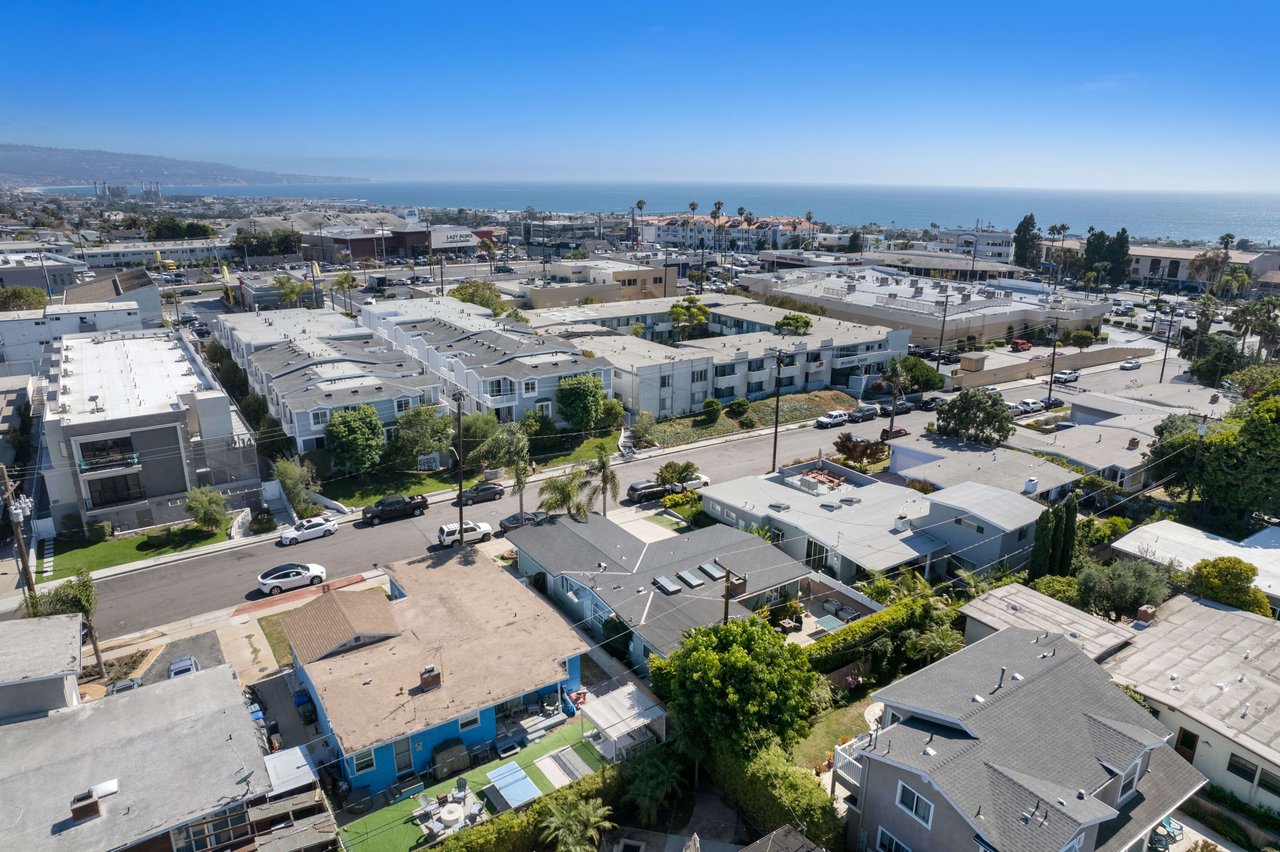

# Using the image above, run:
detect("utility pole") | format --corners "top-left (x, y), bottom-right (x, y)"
top-left (452, 390), bottom-right (466, 534)
top-left (1045, 317), bottom-right (1061, 403)
top-left (934, 293), bottom-right (953, 373)
top-left (1, 465), bottom-right (38, 616)
top-left (722, 566), bottom-right (745, 625)
top-left (770, 349), bottom-right (785, 473)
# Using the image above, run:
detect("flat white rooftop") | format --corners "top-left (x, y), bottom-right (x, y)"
top-left (54, 331), bottom-right (207, 423)
top-left (215, 308), bottom-right (367, 348)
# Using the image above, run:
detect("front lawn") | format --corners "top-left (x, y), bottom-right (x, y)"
top-left (650, 390), bottom-right (859, 448)
top-left (258, 614), bottom-right (291, 669)
top-left (792, 694), bottom-right (876, 773)
top-left (45, 524), bottom-right (229, 578)
top-left (318, 468), bottom-right (482, 509)
top-left (532, 432), bottom-right (620, 469)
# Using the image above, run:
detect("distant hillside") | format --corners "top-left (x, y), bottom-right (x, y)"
top-left (0, 144), bottom-right (364, 187)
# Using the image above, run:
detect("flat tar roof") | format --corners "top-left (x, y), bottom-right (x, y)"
top-left (53, 330), bottom-right (208, 423)
top-left (0, 614), bottom-right (82, 686)
top-left (960, 584), bottom-right (1134, 660)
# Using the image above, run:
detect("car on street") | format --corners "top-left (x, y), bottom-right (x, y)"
top-left (1213, 314), bottom-right (1226, 324)
top-left (106, 678), bottom-right (143, 695)
top-left (279, 516), bottom-right (337, 545)
top-left (815, 410), bottom-right (848, 429)
top-left (627, 480), bottom-right (671, 502)
top-left (1052, 370), bottom-right (1080, 383)
top-left (458, 482), bottom-right (505, 505)
top-left (192, 327), bottom-right (212, 339)
top-left (981, 385), bottom-right (1002, 394)
top-left (1174, 309), bottom-right (1186, 317)
top-left (168, 656), bottom-right (201, 679)
top-left (499, 511), bottom-right (548, 533)
top-left (940, 351), bottom-right (962, 365)
top-left (878, 399), bottom-right (914, 417)
top-left (438, 521), bottom-right (493, 547)
top-left (362, 494), bottom-right (428, 524)
top-left (494, 265), bottom-right (515, 273)
top-left (1018, 399), bottom-right (1045, 414)
top-left (669, 473), bottom-right (711, 493)
top-left (258, 562), bottom-right (327, 595)
top-left (179, 311), bottom-right (198, 324)
top-left (847, 405), bottom-right (880, 422)
top-left (917, 397), bottom-right (944, 412)
top-left (1042, 395), bottom-right (1065, 409)
top-left (179, 288), bottom-right (202, 297)
top-left (1119, 359), bottom-right (1142, 371)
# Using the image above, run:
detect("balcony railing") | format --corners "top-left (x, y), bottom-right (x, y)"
top-left (78, 453), bottom-right (140, 473)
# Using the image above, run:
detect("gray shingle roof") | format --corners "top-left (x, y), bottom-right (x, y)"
top-left (922, 481), bottom-right (1043, 531)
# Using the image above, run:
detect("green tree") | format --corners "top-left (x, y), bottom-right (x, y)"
top-left (893, 355), bottom-right (946, 394)
top-left (1012, 213), bottom-right (1043, 269)
top-left (239, 393), bottom-right (267, 428)
top-left (935, 388), bottom-right (1014, 444)
top-left (273, 457), bottom-right (317, 517)
top-left (650, 617), bottom-right (820, 753)
top-left (272, 274), bottom-right (303, 308)
top-left (556, 373), bottom-right (607, 435)
top-left (907, 624), bottom-right (964, 663)
top-left (656, 460), bottom-right (700, 487)
top-left (217, 359), bottom-right (248, 401)
top-left (701, 397), bottom-right (722, 423)
top-left (459, 412), bottom-right (500, 468)
top-left (668, 295), bottom-right (709, 340)
top-left (1055, 494), bottom-right (1079, 576)
top-left (1224, 363), bottom-right (1280, 398)
top-left (185, 486), bottom-right (229, 532)
top-left (1048, 504), bottom-right (1066, 575)
top-left (1076, 558), bottom-right (1169, 617)
top-left (1104, 227), bottom-right (1131, 286)
top-left (384, 404), bottom-right (452, 469)
top-left (621, 749), bottom-right (685, 828)
top-left (1190, 249), bottom-right (1228, 288)
top-left (1182, 330), bottom-right (1250, 386)
top-left (578, 445), bottom-right (620, 519)
top-left (1027, 507), bottom-right (1058, 580)
top-left (449, 278), bottom-right (508, 315)
top-left (1030, 575), bottom-right (1081, 607)
top-left (630, 411), bottom-right (657, 448)
top-left (506, 308), bottom-right (529, 324)
top-left (1186, 556), bottom-right (1272, 616)
top-left (538, 469), bottom-right (588, 520)
top-left (324, 405), bottom-right (385, 474)
top-left (1067, 328), bottom-right (1095, 350)
top-left (601, 615), bottom-right (633, 661)
top-left (597, 397), bottom-right (624, 431)
top-left (775, 313), bottom-right (813, 335)
top-left (255, 414), bottom-right (292, 459)
top-left (33, 567), bottom-right (105, 678)
top-left (1193, 397), bottom-right (1280, 518)
top-left (0, 286), bottom-right (50, 310)
top-left (468, 422), bottom-right (532, 516)
top-left (630, 321), bottom-right (645, 337)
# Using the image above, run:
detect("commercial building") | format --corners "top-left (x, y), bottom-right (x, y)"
top-left (60, 268), bottom-right (163, 326)
top-left (0, 250), bottom-right (86, 292)
top-left (1106, 595), bottom-right (1280, 812)
top-left (514, 259), bottom-right (676, 308)
top-left (930, 228), bottom-right (1016, 264)
top-left (231, 275), bottom-right (326, 311)
top-left (1042, 239), bottom-right (1280, 288)
top-left (41, 330), bottom-right (260, 533)
top-left (527, 294), bottom-right (906, 417)
top-left (0, 301), bottom-right (144, 376)
top-left (834, 628), bottom-right (1205, 852)
top-left (739, 267), bottom-right (1106, 345)
top-left (77, 238), bottom-right (234, 269)
top-left (699, 459), bottom-right (1042, 583)
top-left (283, 556), bottom-right (587, 799)
top-left (301, 224), bottom-right (478, 263)
top-left (507, 515), bottom-right (810, 676)
top-left (364, 300), bottom-right (613, 425)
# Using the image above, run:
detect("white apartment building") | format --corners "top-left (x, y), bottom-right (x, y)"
top-left (77, 239), bottom-right (235, 269)
top-left (644, 216), bottom-right (789, 252)
top-left (0, 302), bottom-right (144, 377)
top-left (931, 228), bottom-right (1016, 264)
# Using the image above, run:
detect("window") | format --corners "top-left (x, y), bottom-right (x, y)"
top-left (953, 517), bottom-right (984, 534)
top-left (714, 364), bottom-right (736, 378)
top-left (486, 379), bottom-right (504, 397)
top-left (523, 379), bottom-right (537, 394)
top-left (87, 473), bottom-right (144, 508)
top-left (660, 375), bottom-right (671, 388)
top-left (1018, 525), bottom-right (1029, 541)
top-left (1228, 753), bottom-right (1259, 784)
top-left (352, 750), bottom-right (375, 774)
top-left (312, 410), bottom-right (329, 427)
top-left (691, 369), bottom-right (708, 383)
top-left (458, 713), bottom-right (481, 732)
top-left (395, 397), bottom-right (411, 413)
top-left (1119, 760), bottom-right (1139, 799)
top-left (896, 781), bottom-right (933, 828)
top-left (1259, 768), bottom-right (1280, 798)
top-left (877, 827), bottom-right (911, 852)
top-left (748, 358), bottom-right (765, 372)
top-left (748, 381), bottom-right (765, 394)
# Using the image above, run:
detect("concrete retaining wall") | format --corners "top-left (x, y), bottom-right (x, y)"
top-left (952, 347), bottom-right (1156, 389)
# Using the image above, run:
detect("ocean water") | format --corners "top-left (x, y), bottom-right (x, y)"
top-left (47, 181), bottom-right (1280, 244)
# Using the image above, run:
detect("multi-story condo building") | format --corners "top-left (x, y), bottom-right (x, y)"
top-left (931, 228), bottom-right (1016, 264)
top-left (515, 259), bottom-right (676, 308)
top-left (0, 301), bottom-right (144, 377)
top-left (42, 330), bottom-right (260, 533)
top-left (76, 238), bottom-right (235, 269)
top-left (644, 216), bottom-right (789, 252)
top-left (0, 251), bottom-right (86, 292)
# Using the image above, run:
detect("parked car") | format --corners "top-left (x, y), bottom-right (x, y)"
top-left (499, 511), bottom-right (548, 533)
top-left (940, 351), bottom-right (962, 365)
top-left (1042, 395), bottom-right (1065, 409)
top-left (168, 656), bottom-right (201, 679)
top-left (879, 399), bottom-right (914, 417)
top-left (917, 397), bottom-right (944, 412)
top-left (847, 405), bottom-right (880, 422)
top-left (279, 516), bottom-right (337, 545)
top-left (459, 482), bottom-right (505, 505)
top-left (1119, 359), bottom-right (1142, 371)
top-left (192, 327), bottom-right (212, 339)
top-left (361, 494), bottom-right (428, 525)
top-left (880, 427), bottom-right (910, 441)
top-left (106, 678), bottom-right (143, 695)
top-left (257, 562), bottom-right (327, 595)
top-left (669, 474), bottom-right (711, 493)
top-left (179, 311), bottom-right (198, 324)
top-left (437, 521), bottom-right (493, 547)
top-left (1213, 314), bottom-right (1226, 324)
top-left (1010, 339), bottom-right (1032, 352)
top-left (1052, 370), bottom-right (1080, 383)
top-left (981, 385), bottom-right (1002, 394)
top-left (1018, 399), bottom-right (1045, 414)
top-left (627, 480), bottom-right (671, 502)
top-left (815, 410), bottom-right (848, 429)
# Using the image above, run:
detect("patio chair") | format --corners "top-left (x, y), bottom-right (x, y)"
top-left (1160, 816), bottom-right (1184, 842)
top-left (455, 777), bottom-right (469, 795)
top-left (426, 819), bottom-right (445, 836)
top-left (1146, 831), bottom-right (1171, 852)
top-left (469, 802), bottom-right (485, 817)
top-left (416, 794), bottom-right (441, 815)
top-left (449, 787), bottom-right (467, 803)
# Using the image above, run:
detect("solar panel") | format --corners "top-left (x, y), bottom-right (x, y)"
top-left (699, 561), bottom-right (726, 581)
top-left (676, 570), bottom-right (705, 589)
top-left (654, 576), bottom-right (682, 595)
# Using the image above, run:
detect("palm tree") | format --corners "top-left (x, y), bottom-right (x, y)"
top-left (1228, 299), bottom-right (1269, 354)
top-left (1214, 267), bottom-right (1252, 302)
top-left (579, 445), bottom-right (620, 518)
top-left (881, 358), bottom-right (908, 434)
top-left (34, 567), bottom-right (105, 678)
top-left (709, 200), bottom-right (723, 254)
top-left (804, 210), bottom-right (814, 244)
top-left (623, 752), bottom-right (685, 827)
top-left (743, 211), bottom-right (757, 250)
top-left (687, 201), bottom-right (698, 250)
top-left (332, 271), bottom-right (357, 310)
top-left (1195, 294), bottom-right (1220, 337)
top-left (273, 274), bottom-right (303, 308)
top-left (539, 797), bottom-right (615, 852)
top-left (635, 199), bottom-right (646, 248)
top-left (538, 469), bottom-right (588, 521)
top-left (908, 624), bottom-right (965, 663)
top-left (1254, 296), bottom-right (1280, 358)
top-left (469, 424), bottom-right (532, 516)
top-left (572, 798), bottom-right (615, 850)
top-left (1047, 223), bottom-right (1069, 286)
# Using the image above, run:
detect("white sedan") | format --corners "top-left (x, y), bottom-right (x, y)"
top-left (258, 563), bottom-right (327, 596)
top-left (279, 516), bottom-right (337, 546)
top-left (1119, 359), bottom-right (1142, 371)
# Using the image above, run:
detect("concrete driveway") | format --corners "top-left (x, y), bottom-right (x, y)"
top-left (139, 631), bottom-right (226, 685)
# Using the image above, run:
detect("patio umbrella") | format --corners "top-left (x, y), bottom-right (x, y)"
top-left (682, 833), bottom-right (701, 852)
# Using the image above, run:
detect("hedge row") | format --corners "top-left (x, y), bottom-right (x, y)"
top-left (805, 598), bottom-right (931, 674)
top-left (710, 744), bottom-right (842, 851)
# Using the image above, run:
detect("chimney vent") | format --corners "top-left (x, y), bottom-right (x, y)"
top-left (70, 791), bottom-right (101, 823)
top-left (1127, 437), bottom-right (1141, 450)
top-left (1024, 477), bottom-right (1038, 494)
top-left (1136, 604), bottom-right (1157, 623)
top-left (420, 664), bottom-right (442, 692)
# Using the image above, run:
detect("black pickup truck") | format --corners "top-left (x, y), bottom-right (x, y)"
top-left (361, 494), bottom-right (428, 525)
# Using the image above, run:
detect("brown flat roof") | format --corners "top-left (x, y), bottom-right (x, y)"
top-left (301, 554), bottom-right (588, 754)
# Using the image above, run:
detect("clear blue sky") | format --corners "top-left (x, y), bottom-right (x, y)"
top-left (6, 1), bottom-right (1277, 191)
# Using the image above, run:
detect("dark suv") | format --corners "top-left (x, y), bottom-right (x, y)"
top-left (458, 483), bottom-right (505, 505)
top-left (627, 480), bottom-right (670, 503)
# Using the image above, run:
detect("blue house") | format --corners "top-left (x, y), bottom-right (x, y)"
top-left (283, 555), bottom-right (588, 799)
top-left (506, 515), bottom-right (811, 676)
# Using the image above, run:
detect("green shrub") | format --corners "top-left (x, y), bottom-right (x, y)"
top-left (88, 521), bottom-right (112, 542)
top-left (1203, 782), bottom-right (1280, 834)
top-left (806, 599), bottom-right (935, 673)
top-left (249, 512), bottom-right (278, 535)
top-left (709, 744), bottom-right (840, 850)
top-left (702, 398), bottom-right (722, 423)
top-left (660, 490), bottom-right (702, 509)
top-left (727, 397), bottom-right (750, 418)
top-left (738, 413), bottom-right (756, 429)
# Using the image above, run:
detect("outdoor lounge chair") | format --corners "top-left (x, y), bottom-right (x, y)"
top-left (1160, 816), bottom-right (1184, 841)
top-left (416, 794), bottom-right (441, 815)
